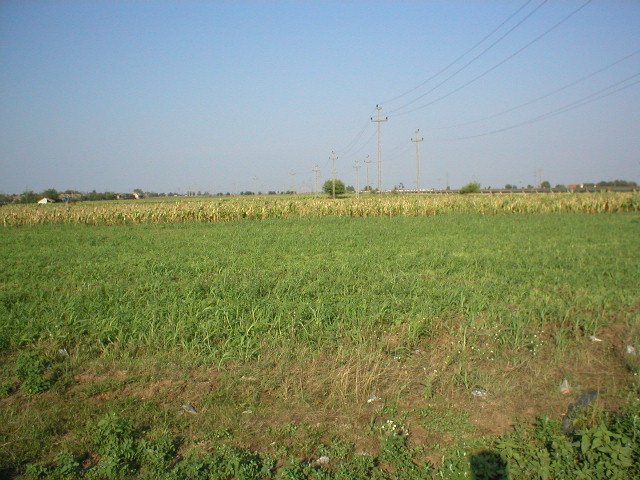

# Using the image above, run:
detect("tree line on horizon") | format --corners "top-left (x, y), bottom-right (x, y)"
top-left (0, 179), bottom-right (637, 204)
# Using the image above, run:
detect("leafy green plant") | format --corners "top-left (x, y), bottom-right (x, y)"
top-left (379, 432), bottom-right (434, 479)
top-left (23, 450), bottom-right (81, 480)
top-left (14, 350), bottom-right (51, 396)
top-left (275, 458), bottom-right (313, 480)
top-left (91, 413), bottom-right (140, 478)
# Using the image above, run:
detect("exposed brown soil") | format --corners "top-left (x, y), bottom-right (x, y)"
top-left (49, 320), bottom-right (636, 461)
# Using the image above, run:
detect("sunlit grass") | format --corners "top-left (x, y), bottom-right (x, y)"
top-left (1, 212), bottom-right (639, 477)
top-left (2, 214), bottom-right (637, 359)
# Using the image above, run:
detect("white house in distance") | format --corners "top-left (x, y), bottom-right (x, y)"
top-left (37, 198), bottom-right (55, 204)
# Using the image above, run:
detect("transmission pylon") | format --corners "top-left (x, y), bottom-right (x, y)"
top-left (411, 129), bottom-right (424, 193)
top-left (371, 105), bottom-right (388, 193)
top-left (313, 165), bottom-right (320, 196)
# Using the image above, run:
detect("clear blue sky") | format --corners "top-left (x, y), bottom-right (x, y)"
top-left (1, 0), bottom-right (639, 193)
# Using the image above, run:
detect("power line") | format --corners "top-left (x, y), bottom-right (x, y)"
top-left (336, 117), bottom-right (373, 156)
top-left (435, 48), bottom-right (640, 130)
top-left (381, 0), bottom-right (536, 105)
top-left (387, 0), bottom-right (547, 115)
top-left (392, 0), bottom-right (594, 117)
top-left (438, 72), bottom-right (640, 141)
top-left (344, 129), bottom-right (377, 159)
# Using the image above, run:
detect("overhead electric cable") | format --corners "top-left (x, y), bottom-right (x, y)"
top-left (392, 0), bottom-right (593, 117)
top-left (435, 47), bottom-right (640, 130)
top-left (438, 72), bottom-right (640, 141)
top-left (344, 129), bottom-right (378, 159)
top-left (381, 0), bottom-right (535, 105)
top-left (337, 118), bottom-right (373, 157)
top-left (387, 0), bottom-right (548, 115)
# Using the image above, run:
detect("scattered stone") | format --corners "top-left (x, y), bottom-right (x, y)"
top-left (626, 345), bottom-right (637, 355)
top-left (367, 395), bottom-right (381, 403)
top-left (589, 336), bottom-right (603, 342)
top-left (58, 348), bottom-right (69, 357)
top-left (315, 456), bottom-right (330, 466)
top-left (471, 389), bottom-right (487, 397)
top-left (242, 409), bottom-right (253, 414)
top-left (182, 404), bottom-right (198, 414)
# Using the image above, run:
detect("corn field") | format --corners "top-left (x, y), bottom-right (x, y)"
top-left (1, 192), bottom-right (639, 226)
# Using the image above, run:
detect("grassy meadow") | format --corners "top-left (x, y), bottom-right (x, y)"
top-left (1, 193), bottom-right (640, 479)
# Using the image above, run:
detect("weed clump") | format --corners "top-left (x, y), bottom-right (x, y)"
top-left (14, 350), bottom-right (51, 396)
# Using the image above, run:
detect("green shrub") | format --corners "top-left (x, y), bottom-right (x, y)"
top-left (459, 182), bottom-right (481, 194)
top-left (323, 180), bottom-right (346, 197)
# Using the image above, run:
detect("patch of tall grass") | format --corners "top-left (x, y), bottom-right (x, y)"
top-left (1, 215), bottom-right (637, 361)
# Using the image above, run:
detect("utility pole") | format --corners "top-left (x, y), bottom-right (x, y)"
top-left (371, 105), bottom-right (388, 193)
top-left (313, 165), bottom-right (320, 196)
top-left (354, 160), bottom-right (361, 199)
top-left (331, 151), bottom-right (337, 199)
top-left (364, 155), bottom-right (371, 192)
top-left (411, 129), bottom-right (424, 193)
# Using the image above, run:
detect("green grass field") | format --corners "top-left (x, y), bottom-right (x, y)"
top-left (1, 205), bottom-right (639, 478)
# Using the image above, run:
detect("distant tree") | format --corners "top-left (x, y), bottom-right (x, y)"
top-left (459, 182), bottom-right (481, 194)
top-left (597, 180), bottom-right (637, 187)
top-left (0, 193), bottom-right (14, 204)
top-left (323, 179), bottom-right (346, 197)
top-left (540, 181), bottom-right (551, 188)
top-left (345, 185), bottom-right (355, 192)
top-left (17, 190), bottom-right (40, 203)
top-left (504, 184), bottom-right (516, 190)
top-left (41, 188), bottom-right (59, 201)
top-left (555, 184), bottom-right (565, 189)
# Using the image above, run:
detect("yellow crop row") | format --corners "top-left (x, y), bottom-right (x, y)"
top-left (1, 192), bottom-right (638, 227)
